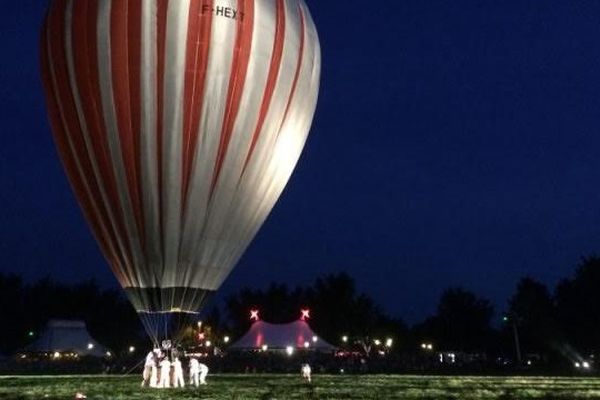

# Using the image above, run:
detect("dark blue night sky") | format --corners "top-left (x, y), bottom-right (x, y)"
top-left (2, 1), bottom-right (600, 323)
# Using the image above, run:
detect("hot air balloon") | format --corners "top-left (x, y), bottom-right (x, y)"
top-left (40, 0), bottom-right (320, 345)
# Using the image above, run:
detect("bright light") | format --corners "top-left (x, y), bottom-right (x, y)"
top-left (301, 309), bottom-right (311, 320)
top-left (197, 321), bottom-right (203, 328)
top-left (385, 338), bottom-right (393, 348)
top-left (53, 352), bottom-right (60, 359)
top-left (421, 343), bottom-right (427, 349)
top-left (128, 346), bottom-right (135, 353)
top-left (250, 309), bottom-right (260, 321)
top-left (526, 360), bottom-right (532, 366)
top-left (28, 331), bottom-right (34, 337)
top-left (575, 362), bottom-right (581, 368)
top-left (583, 361), bottom-right (591, 369)
top-left (106, 351), bottom-right (112, 357)
top-left (261, 344), bottom-right (269, 351)
top-left (205, 341), bottom-right (212, 347)
top-left (427, 344), bottom-right (433, 350)
top-left (286, 346), bottom-right (294, 356)
top-left (342, 336), bottom-right (348, 343)
top-left (87, 343), bottom-right (94, 350)
top-left (374, 339), bottom-right (381, 346)
top-left (312, 336), bottom-right (318, 343)
top-left (304, 341), bottom-right (310, 348)
top-left (224, 336), bottom-right (230, 343)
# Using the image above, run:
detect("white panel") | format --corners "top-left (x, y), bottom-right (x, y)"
top-left (161, 0), bottom-right (191, 289)
top-left (140, 0), bottom-right (163, 287)
top-left (96, 0), bottom-right (146, 286)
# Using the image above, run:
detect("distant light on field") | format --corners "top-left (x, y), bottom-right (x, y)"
top-left (261, 344), bottom-right (268, 351)
top-left (342, 336), bottom-right (348, 343)
top-left (129, 346), bottom-right (135, 353)
top-left (224, 336), bottom-right (230, 343)
top-left (87, 343), bottom-right (94, 350)
top-left (286, 346), bottom-right (294, 356)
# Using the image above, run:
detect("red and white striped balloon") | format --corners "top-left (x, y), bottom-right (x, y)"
top-left (41, 0), bottom-right (320, 315)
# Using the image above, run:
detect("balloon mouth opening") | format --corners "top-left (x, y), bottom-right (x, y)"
top-left (122, 287), bottom-right (214, 344)
top-left (137, 309), bottom-right (201, 315)
top-left (123, 287), bottom-right (215, 313)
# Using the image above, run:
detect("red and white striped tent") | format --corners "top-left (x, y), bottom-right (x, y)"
top-left (229, 319), bottom-right (335, 352)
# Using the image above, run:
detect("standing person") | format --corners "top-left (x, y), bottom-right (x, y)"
top-left (158, 356), bottom-right (171, 388)
top-left (189, 357), bottom-right (200, 387)
top-left (301, 363), bottom-right (312, 383)
top-left (150, 350), bottom-right (160, 388)
top-left (141, 351), bottom-right (155, 387)
top-left (172, 357), bottom-right (185, 388)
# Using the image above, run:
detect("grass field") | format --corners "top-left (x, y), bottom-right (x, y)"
top-left (2, 374), bottom-right (600, 400)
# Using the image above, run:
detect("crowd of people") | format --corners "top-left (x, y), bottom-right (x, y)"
top-left (141, 349), bottom-right (209, 389)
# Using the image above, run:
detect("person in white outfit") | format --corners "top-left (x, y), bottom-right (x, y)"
top-left (172, 357), bottom-right (185, 388)
top-left (149, 351), bottom-right (160, 388)
top-left (189, 358), bottom-right (209, 386)
top-left (301, 363), bottom-right (312, 383)
top-left (141, 351), bottom-right (155, 387)
top-left (189, 358), bottom-right (200, 387)
top-left (199, 363), bottom-right (209, 385)
top-left (158, 357), bottom-right (171, 388)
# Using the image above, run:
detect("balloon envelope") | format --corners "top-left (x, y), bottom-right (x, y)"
top-left (41, 0), bottom-right (320, 339)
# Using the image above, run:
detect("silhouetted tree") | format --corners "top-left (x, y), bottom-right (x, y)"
top-left (415, 287), bottom-right (494, 352)
top-left (555, 256), bottom-right (600, 351)
top-left (505, 277), bottom-right (557, 355)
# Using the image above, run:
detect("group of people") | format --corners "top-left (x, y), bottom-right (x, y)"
top-left (141, 349), bottom-right (209, 389)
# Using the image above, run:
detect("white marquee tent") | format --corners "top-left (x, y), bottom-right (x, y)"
top-left (23, 319), bottom-right (109, 357)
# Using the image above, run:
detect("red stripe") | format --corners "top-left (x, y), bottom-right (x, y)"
top-left (110, 0), bottom-right (145, 248)
top-left (182, 0), bottom-right (214, 207)
top-left (43, 0), bottom-right (130, 284)
top-left (242, 0), bottom-right (286, 173)
top-left (42, 10), bottom-right (117, 278)
top-left (210, 0), bottom-right (255, 194)
top-left (79, 0), bottom-right (135, 282)
top-left (70, 0), bottom-right (133, 283)
top-left (278, 5), bottom-right (306, 134)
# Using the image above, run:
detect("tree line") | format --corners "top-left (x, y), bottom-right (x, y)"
top-left (2, 256), bottom-right (600, 364)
